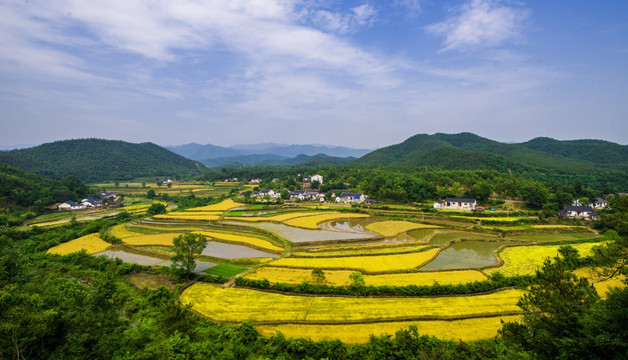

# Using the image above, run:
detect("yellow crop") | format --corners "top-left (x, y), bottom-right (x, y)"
top-left (532, 225), bottom-right (587, 229)
top-left (485, 242), bottom-right (600, 277)
top-left (365, 221), bottom-right (439, 237)
top-left (47, 233), bottom-right (111, 255)
top-left (257, 315), bottom-right (521, 343)
top-left (187, 199), bottom-right (239, 211)
top-left (181, 284), bottom-right (524, 323)
top-left (153, 213), bottom-right (220, 221)
top-left (122, 233), bottom-right (184, 246)
top-left (292, 244), bottom-right (431, 257)
top-left (573, 268), bottom-right (625, 298)
top-left (283, 213), bottom-right (370, 229)
top-left (109, 224), bottom-right (143, 239)
top-left (194, 231), bottom-right (283, 252)
top-left (270, 248), bottom-right (440, 273)
top-left (450, 216), bottom-right (530, 223)
top-left (245, 267), bottom-right (486, 286)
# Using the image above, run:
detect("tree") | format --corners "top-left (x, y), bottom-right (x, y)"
top-left (147, 189), bottom-right (156, 199)
top-left (146, 202), bottom-right (167, 216)
top-left (280, 190), bottom-right (290, 201)
top-left (311, 269), bottom-right (325, 284)
top-left (500, 249), bottom-right (599, 359)
top-left (349, 272), bottom-right (365, 287)
top-left (170, 233), bottom-right (208, 279)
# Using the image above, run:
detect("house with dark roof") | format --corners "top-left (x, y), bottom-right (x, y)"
top-left (81, 196), bottom-right (102, 207)
top-left (592, 197), bottom-right (608, 209)
top-left (58, 200), bottom-right (82, 210)
top-left (336, 192), bottom-right (365, 203)
top-left (558, 205), bottom-right (598, 219)
top-left (433, 198), bottom-right (477, 211)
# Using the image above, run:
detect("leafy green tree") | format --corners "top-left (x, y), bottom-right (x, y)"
top-left (349, 272), bottom-right (365, 287)
top-left (147, 189), bottom-right (156, 199)
top-left (280, 190), bottom-right (290, 201)
top-left (500, 250), bottom-right (599, 358)
top-left (311, 269), bottom-right (325, 284)
top-left (170, 233), bottom-right (207, 279)
top-left (146, 202), bottom-right (167, 216)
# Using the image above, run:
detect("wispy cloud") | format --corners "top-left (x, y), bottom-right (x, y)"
top-left (427, 0), bottom-right (529, 52)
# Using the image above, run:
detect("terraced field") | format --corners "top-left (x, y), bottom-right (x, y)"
top-left (365, 220), bottom-right (439, 237)
top-left (48, 233), bottom-right (111, 255)
top-left (181, 284), bottom-right (524, 323)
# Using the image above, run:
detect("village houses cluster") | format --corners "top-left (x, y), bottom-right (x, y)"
top-left (58, 192), bottom-right (117, 210)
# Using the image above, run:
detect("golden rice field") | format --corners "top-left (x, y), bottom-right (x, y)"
top-left (122, 233), bottom-right (183, 246)
top-left (245, 267), bottom-right (487, 286)
top-left (256, 315), bottom-right (522, 343)
top-left (450, 216), bottom-right (531, 223)
top-left (186, 199), bottom-right (240, 212)
top-left (47, 233), bottom-right (111, 255)
top-left (283, 213), bottom-right (370, 229)
top-left (109, 223), bottom-right (143, 239)
top-left (485, 242), bottom-right (601, 277)
top-left (365, 220), bottom-right (439, 237)
top-left (292, 244), bottom-right (431, 257)
top-left (194, 231), bottom-right (283, 252)
top-left (573, 268), bottom-right (625, 297)
top-left (225, 211), bottom-right (321, 222)
top-left (271, 248), bottom-right (440, 272)
top-left (181, 284), bottom-right (524, 323)
top-left (153, 212), bottom-right (221, 221)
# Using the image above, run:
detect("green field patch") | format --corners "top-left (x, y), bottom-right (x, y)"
top-left (205, 263), bottom-right (248, 277)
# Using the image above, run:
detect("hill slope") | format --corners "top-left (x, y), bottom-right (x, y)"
top-left (354, 133), bottom-right (628, 191)
top-left (0, 139), bottom-right (205, 182)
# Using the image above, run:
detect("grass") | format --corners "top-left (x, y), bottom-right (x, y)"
top-left (47, 233), bottom-right (111, 255)
top-left (194, 231), bottom-right (283, 252)
top-left (271, 248), bottom-right (440, 273)
top-left (256, 315), bottom-right (522, 343)
top-left (181, 284), bottom-right (525, 323)
top-left (506, 232), bottom-right (600, 243)
top-left (205, 263), bottom-right (248, 277)
top-left (283, 213), bottom-right (370, 229)
top-left (122, 233), bottom-right (183, 246)
top-left (365, 220), bottom-right (439, 237)
top-left (485, 242), bottom-right (602, 277)
top-left (245, 267), bottom-right (487, 286)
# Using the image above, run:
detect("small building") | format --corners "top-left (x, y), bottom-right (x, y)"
top-left (81, 196), bottom-right (102, 208)
top-left (101, 192), bottom-right (117, 199)
top-left (58, 200), bottom-right (82, 210)
top-left (250, 178), bottom-right (263, 183)
top-left (336, 192), bottom-right (365, 203)
top-left (433, 198), bottom-right (477, 211)
top-left (558, 206), bottom-right (597, 219)
top-left (310, 174), bottom-right (324, 184)
top-left (592, 198), bottom-right (608, 209)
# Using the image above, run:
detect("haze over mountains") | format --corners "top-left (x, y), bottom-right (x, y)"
top-left (165, 143), bottom-right (372, 168)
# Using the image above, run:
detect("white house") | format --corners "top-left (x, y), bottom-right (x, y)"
top-left (336, 192), bottom-right (365, 203)
top-left (433, 198), bottom-right (477, 211)
top-left (592, 198), bottom-right (608, 209)
top-left (58, 200), bottom-right (83, 210)
top-left (250, 178), bottom-right (263, 183)
top-left (558, 206), bottom-right (598, 219)
top-left (310, 174), bottom-right (324, 184)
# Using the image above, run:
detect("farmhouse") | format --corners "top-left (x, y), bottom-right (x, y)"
top-left (58, 200), bottom-right (82, 210)
top-left (592, 197), bottom-right (608, 209)
top-left (101, 192), bottom-right (117, 199)
top-left (310, 174), bottom-right (324, 184)
top-left (433, 198), bottom-right (477, 211)
top-left (336, 192), bottom-right (365, 203)
top-left (558, 206), bottom-right (599, 219)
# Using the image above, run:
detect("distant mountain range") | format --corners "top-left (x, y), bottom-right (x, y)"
top-left (0, 139), bottom-right (205, 182)
top-left (1, 134), bottom-right (626, 190)
top-left (166, 142), bottom-right (371, 167)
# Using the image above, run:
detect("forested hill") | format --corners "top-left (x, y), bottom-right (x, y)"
top-left (0, 139), bottom-right (206, 182)
top-left (353, 132), bottom-right (628, 191)
top-left (0, 164), bottom-right (91, 212)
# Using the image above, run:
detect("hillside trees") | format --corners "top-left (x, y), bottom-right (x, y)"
top-left (170, 233), bottom-right (208, 279)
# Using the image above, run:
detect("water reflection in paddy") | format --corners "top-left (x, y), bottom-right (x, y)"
top-left (225, 221), bottom-right (380, 243)
top-left (420, 240), bottom-right (510, 270)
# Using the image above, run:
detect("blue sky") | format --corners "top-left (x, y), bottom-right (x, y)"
top-left (1, 0), bottom-right (626, 148)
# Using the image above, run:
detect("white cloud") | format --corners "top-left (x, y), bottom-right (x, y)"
top-left (427, 0), bottom-right (529, 52)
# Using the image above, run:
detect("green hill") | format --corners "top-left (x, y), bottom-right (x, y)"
top-left (0, 139), bottom-right (206, 182)
top-left (354, 133), bottom-right (628, 191)
top-left (0, 164), bottom-right (91, 211)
